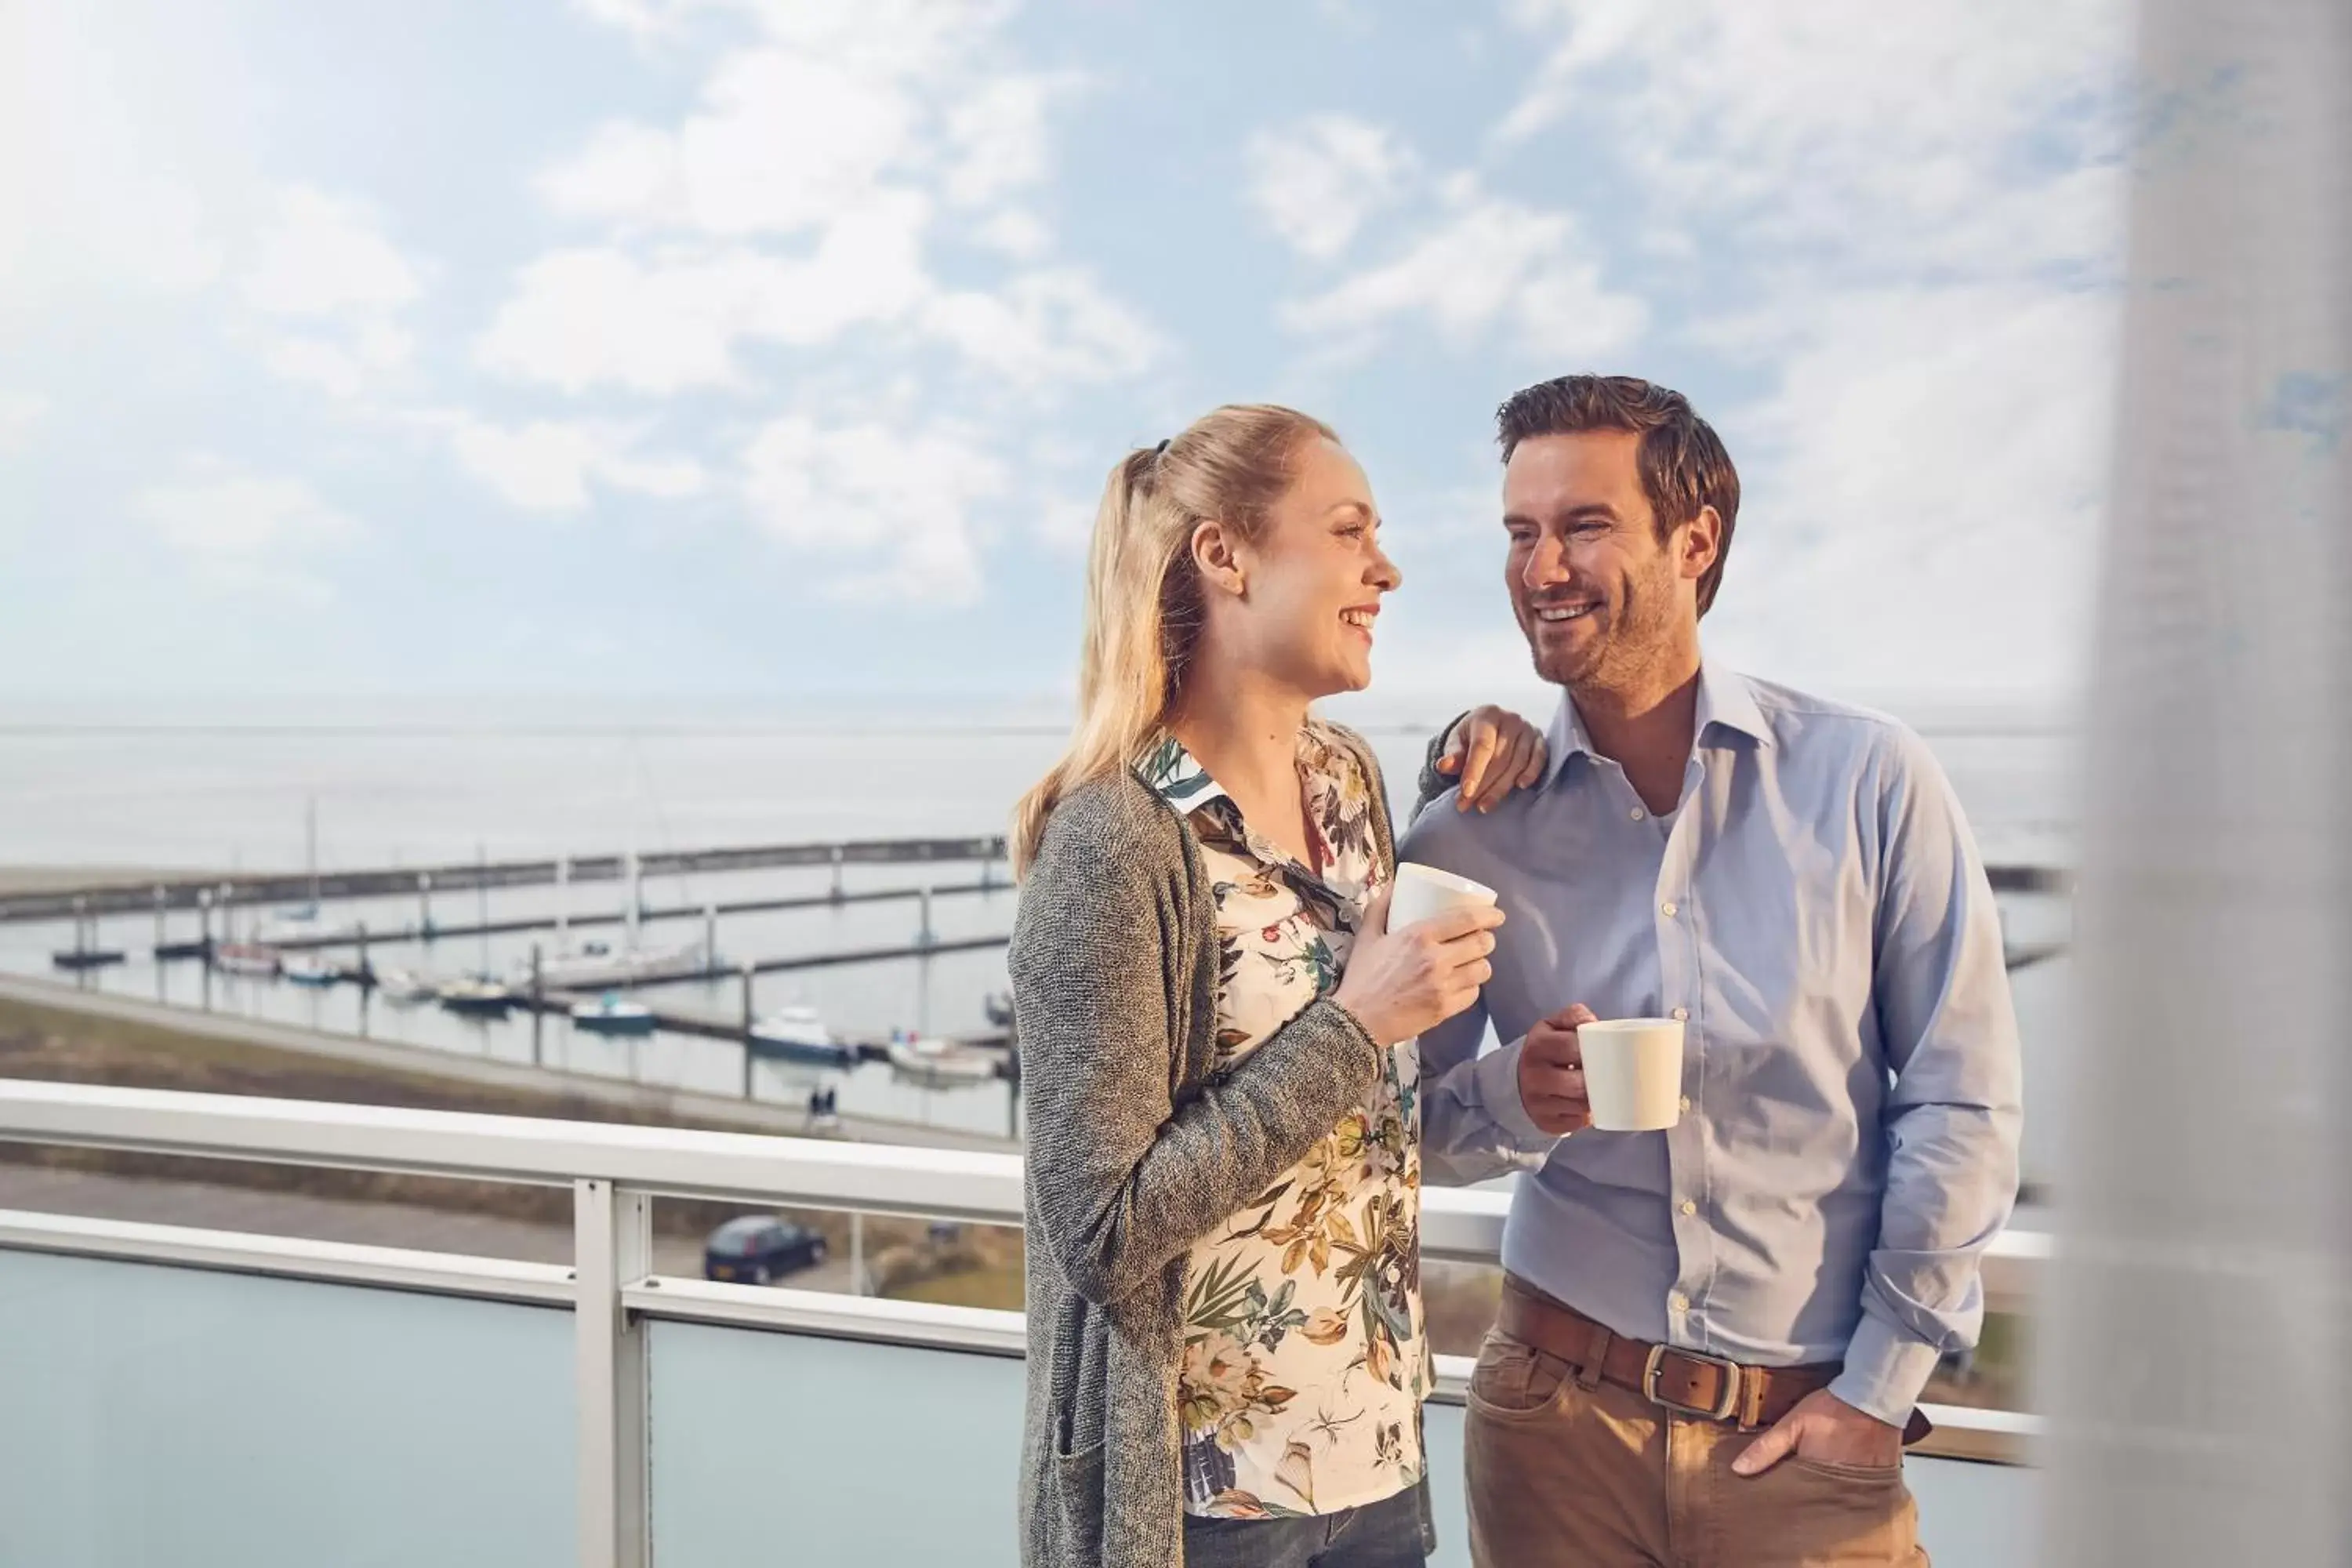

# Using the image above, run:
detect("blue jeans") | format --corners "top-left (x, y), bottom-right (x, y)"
top-left (1181, 1480), bottom-right (1432, 1567)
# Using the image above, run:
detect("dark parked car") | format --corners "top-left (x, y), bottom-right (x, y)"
top-left (703, 1215), bottom-right (828, 1285)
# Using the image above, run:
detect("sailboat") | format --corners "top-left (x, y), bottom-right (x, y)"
top-left (517, 848), bottom-right (712, 990)
top-left (440, 843), bottom-right (515, 1015)
top-left (257, 797), bottom-right (360, 945)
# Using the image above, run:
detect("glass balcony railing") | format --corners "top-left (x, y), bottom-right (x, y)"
top-left (0, 1079), bottom-right (2042, 1567)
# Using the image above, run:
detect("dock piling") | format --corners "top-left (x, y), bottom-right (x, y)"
top-left (418, 872), bottom-right (434, 941)
top-left (739, 962), bottom-right (756, 1100)
top-left (198, 891), bottom-right (214, 1012)
top-left (530, 945), bottom-right (545, 1068)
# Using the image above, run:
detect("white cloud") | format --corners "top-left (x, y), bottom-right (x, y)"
top-left (479, 249), bottom-right (754, 395)
top-left (0, 5), bottom-right (225, 303)
top-left (0, 392), bottom-right (49, 451)
top-left (1247, 115), bottom-right (1417, 261)
top-left (1033, 493), bottom-right (1098, 552)
top-left (263, 324), bottom-right (416, 401)
top-left (942, 75), bottom-right (1062, 210)
top-left (1703, 283), bottom-right (2115, 696)
top-left (1497, 0), bottom-right (2127, 283)
top-left (1470, 0), bottom-right (2131, 702)
top-left (478, 197), bottom-right (933, 394)
top-left (1283, 181), bottom-right (1646, 361)
top-left (238, 186), bottom-right (428, 401)
top-left (447, 417), bottom-right (707, 514)
top-left (132, 457), bottom-right (361, 604)
top-left (498, 0), bottom-right (1146, 405)
top-left (244, 187), bottom-right (426, 318)
top-left (568, 0), bottom-right (677, 39)
top-left (973, 209), bottom-right (1052, 260)
top-left (742, 414), bottom-right (1007, 604)
top-left (541, 49), bottom-right (919, 236)
top-left (923, 269), bottom-right (1163, 390)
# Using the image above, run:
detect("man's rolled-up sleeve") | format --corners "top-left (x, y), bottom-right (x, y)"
top-left (1831, 730), bottom-right (2026, 1425)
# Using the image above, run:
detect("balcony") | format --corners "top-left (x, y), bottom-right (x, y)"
top-left (0, 1079), bottom-right (2039, 1567)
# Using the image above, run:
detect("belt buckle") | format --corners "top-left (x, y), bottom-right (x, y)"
top-left (1642, 1344), bottom-right (1744, 1421)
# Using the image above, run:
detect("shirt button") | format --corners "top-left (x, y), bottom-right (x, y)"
top-left (1679, 1095), bottom-right (1693, 1113)
top-left (1671, 1007), bottom-right (1690, 1022)
top-left (1630, 808), bottom-right (1646, 821)
top-left (1668, 1291), bottom-right (1690, 1314)
top-left (1679, 1200), bottom-right (1698, 1217)
top-left (1661, 901), bottom-right (1678, 918)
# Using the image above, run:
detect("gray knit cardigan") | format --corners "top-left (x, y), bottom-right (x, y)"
top-left (1010, 724), bottom-right (1406, 1568)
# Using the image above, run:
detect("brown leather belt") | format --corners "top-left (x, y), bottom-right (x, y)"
top-left (1497, 1277), bottom-right (1933, 1443)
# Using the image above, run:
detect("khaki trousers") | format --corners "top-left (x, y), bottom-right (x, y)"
top-left (1463, 1329), bottom-right (1929, 1568)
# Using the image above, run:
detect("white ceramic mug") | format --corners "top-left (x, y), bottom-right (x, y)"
top-left (1577, 1017), bottom-right (1686, 1131)
top-left (1388, 862), bottom-right (1498, 931)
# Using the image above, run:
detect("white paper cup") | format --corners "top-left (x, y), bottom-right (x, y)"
top-left (1388, 862), bottom-right (1498, 931)
top-left (1577, 1018), bottom-right (1686, 1131)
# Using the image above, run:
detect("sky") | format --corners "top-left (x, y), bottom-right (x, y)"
top-left (0, 0), bottom-right (2132, 720)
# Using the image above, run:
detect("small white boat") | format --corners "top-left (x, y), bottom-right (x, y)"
top-left (212, 942), bottom-right (282, 978)
top-left (375, 967), bottom-right (439, 1005)
top-left (439, 976), bottom-right (516, 1016)
top-left (749, 1005), bottom-right (851, 1066)
top-left (887, 1034), bottom-right (1000, 1087)
top-left (283, 955), bottom-right (340, 987)
top-left (571, 992), bottom-right (656, 1036)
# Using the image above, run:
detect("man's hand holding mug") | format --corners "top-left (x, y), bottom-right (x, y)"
top-left (1519, 1004), bottom-right (1595, 1135)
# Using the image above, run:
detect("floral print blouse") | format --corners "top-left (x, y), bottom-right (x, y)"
top-left (1141, 723), bottom-right (1430, 1522)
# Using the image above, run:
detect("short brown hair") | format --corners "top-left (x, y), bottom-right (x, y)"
top-left (1496, 374), bottom-right (1739, 615)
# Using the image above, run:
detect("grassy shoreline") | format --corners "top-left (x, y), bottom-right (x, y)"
top-left (0, 994), bottom-right (946, 1261)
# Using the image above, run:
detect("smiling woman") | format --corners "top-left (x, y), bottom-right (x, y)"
top-left (1009, 405), bottom-right (1355, 875)
top-left (1004, 405), bottom-right (1544, 1567)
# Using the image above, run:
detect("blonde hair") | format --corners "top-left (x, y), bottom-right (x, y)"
top-left (1010, 404), bottom-right (1339, 875)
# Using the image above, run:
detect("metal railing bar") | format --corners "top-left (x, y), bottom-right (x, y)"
top-left (623, 1277), bottom-right (1029, 1356)
top-left (0, 1078), bottom-right (2053, 1275)
top-left (0, 1080), bottom-right (1025, 1218)
top-left (0, 1207), bottom-right (575, 1305)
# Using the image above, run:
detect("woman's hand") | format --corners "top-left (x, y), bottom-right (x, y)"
top-left (1333, 887), bottom-right (1504, 1046)
top-left (1435, 706), bottom-right (1549, 812)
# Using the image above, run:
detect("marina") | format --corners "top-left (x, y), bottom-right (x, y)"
top-left (0, 721), bottom-right (2085, 1174)
top-left (6, 834), bottom-right (1033, 1143)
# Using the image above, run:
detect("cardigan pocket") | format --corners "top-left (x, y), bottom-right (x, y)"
top-left (1049, 1436), bottom-right (1107, 1562)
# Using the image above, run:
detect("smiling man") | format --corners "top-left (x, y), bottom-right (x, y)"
top-left (1406, 376), bottom-right (2023, 1567)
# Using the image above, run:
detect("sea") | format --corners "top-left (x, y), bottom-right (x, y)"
top-left (0, 702), bottom-right (2081, 1177)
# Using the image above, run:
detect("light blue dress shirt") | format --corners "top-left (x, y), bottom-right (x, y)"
top-left (1406, 662), bottom-right (2024, 1424)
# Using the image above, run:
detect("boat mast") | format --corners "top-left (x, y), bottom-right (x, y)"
top-left (476, 842), bottom-right (492, 974)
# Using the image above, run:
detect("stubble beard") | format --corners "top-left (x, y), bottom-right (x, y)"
top-left (1523, 569), bottom-right (1682, 702)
